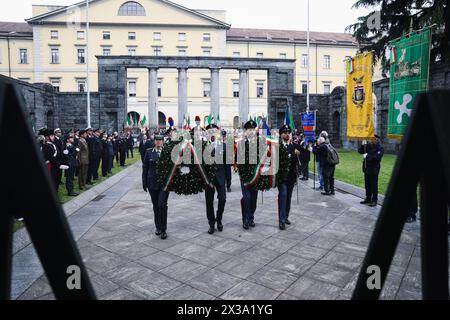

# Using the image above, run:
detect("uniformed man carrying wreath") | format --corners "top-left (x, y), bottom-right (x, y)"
top-left (142, 135), bottom-right (170, 240)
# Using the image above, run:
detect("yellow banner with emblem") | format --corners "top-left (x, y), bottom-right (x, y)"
top-left (346, 52), bottom-right (374, 139)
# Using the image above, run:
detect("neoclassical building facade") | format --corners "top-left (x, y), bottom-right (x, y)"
top-left (0, 0), bottom-right (382, 128)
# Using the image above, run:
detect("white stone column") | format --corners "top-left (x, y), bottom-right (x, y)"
top-left (239, 69), bottom-right (249, 127)
top-left (178, 68), bottom-right (188, 128)
top-left (148, 68), bottom-right (158, 130)
top-left (210, 68), bottom-right (220, 119)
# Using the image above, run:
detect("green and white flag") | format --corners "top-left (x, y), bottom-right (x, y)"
top-left (388, 27), bottom-right (431, 139)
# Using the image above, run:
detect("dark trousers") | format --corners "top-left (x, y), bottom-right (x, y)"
top-left (115, 152), bottom-right (119, 163)
top-left (322, 165), bottom-right (335, 193)
top-left (301, 160), bottom-right (309, 179)
top-left (87, 157), bottom-right (99, 182)
top-left (79, 164), bottom-right (88, 189)
top-left (101, 156), bottom-right (109, 177)
top-left (65, 166), bottom-right (75, 194)
top-left (278, 183), bottom-right (295, 223)
top-left (364, 172), bottom-right (379, 202)
top-left (50, 166), bottom-right (59, 191)
top-left (149, 189), bottom-right (169, 233)
top-left (129, 147), bottom-right (134, 158)
top-left (109, 155), bottom-right (114, 172)
top-left (205, 183), bottom-right (226, 226)
top-left (94, 156), bottom-right (101, 179)
top-left (240, 181), bottom-right (258, 225)
top-left (56, 168), bottom-right (62, 186)
top-left (119, 151), bottom-right (126, 166)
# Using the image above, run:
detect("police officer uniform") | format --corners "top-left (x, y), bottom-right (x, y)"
top-left (204, 124), bottom-right (227, 235)
top-left (278, 125), bottom-right (301, 230)
top-left (142, 135), bottom-right (170, 239)
top-left (239, 120), bottom-right (259, 230)
top-left (358, 135), bottom-right (384, 207)
top-left (63, 135), bottom-right (79, 196)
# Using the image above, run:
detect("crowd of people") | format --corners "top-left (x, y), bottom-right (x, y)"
top-left (36, 127), bottom-right (137, 197)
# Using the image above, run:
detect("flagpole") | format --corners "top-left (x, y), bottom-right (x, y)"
top-left (86, 0), bottom-right (91, 128)
top-left (306, 0), bottom-right (310, 113)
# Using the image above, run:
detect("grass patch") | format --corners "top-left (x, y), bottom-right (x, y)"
top-left (14, 149), bottom-right (140, 232)
top-left (334, 149), bottom-right (397, 196)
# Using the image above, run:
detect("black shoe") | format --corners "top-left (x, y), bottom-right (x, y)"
top-left (227, 187), bottom-right (231, 193)
top-left (208, 226), bottom-right (215, 235)
top-left (321, 192), bottom-right (331, 196)
top-left (369, 201), bottom-right (377, 207)
top-left (360, 199), bottom-right (371, 204)
top-left (406, 216), bottom-right (417, 224)
top-left (249, 221), bottom-right (256, 228)
top-left (68, 192), bottom-right (79, 197)
top-left (285, 219), bottom-right (291, 225)
top-left (217, 222), bottom-right (223, 232)
top-left (330, 191), bottom-right (335, 195)
top-left (243, 223), bottom-right (249, 230)
top-left (161, 232), bottom-right (167, 240)
top-left (155, 230), bottom-right (161, 236)
top-left (279, 222), bottom-right (286, 230)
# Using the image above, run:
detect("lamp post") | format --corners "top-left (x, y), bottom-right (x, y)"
top-left (86, 0), bottom-right (91, 128)
top-left (7, 31), bottom-right (16, 78)
top-left (306, 0), bottom-right (310, 113)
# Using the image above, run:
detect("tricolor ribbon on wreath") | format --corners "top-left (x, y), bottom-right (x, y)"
top-left (244, 139), bottom-right (279, 189)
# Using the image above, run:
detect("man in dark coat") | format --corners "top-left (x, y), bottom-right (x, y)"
top-left (277, 125), bottom-right (301, 230)
top-left (53, 128), bottom-right (64, 188)
top-left (87, 129), bottom-right (103, 183)
top-left (42, 129), bottom-right (59, 190)
top-left (100, 133), bottom-right (110, 177)
top-left (204, 125), bottom-right (227, 235)
top-left (117, 134), bottom-right (128, 167)
top-left (63, 133), bottom-right (79, 196)
top-left (299, 134), bottom-right (312, 181)
top-left (126, 132), bottom-right (134, 158)
top-left (358, 135), bottom-right (384, 207)
top-left (313, 136), bottom-right (338, 196)
top-left (142, 135), bottom-right (170, 240)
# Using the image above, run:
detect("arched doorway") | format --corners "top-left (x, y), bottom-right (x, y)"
top-left (127, 111), bottom-right (141, 134)
top-left (332, 111), bottom-right (341, 147)
top-left (233, 116), bottom-right (240, 129)
top-left (46, 110), bottom-right (54, 129)
top-left (158, 111), bottom-right (166, 129)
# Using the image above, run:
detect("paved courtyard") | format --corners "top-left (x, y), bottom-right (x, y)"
top-left (14, 162), bottom-right (429, 300)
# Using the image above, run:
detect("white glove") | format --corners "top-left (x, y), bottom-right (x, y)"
top-left (76, 148), bottom-right (80, 152)
top-left (63, 150), bottom-right (69, 155)
top-left (59, 165), bottom-right (69, 170)
top-left (362, 140), bottom-right (368, 146)
top-left (363, 154), bottom-right (368, 159)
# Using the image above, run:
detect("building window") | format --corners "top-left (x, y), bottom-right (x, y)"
top-left (301, 82), bottom-right (308, 94)
top-left (178, 48), bottom-right (187, 56)
top-left (178, 33), bottom-right (186, 41)
top-left (118, 1), bottom-right (146, 16)
top-left (256, 52), bottom-right (264, 58)
top-left (256, 82), bottom-right (264, 98)
top-left (153, 32), bottom-right (161, 41)
top-left (202, 48), bottom-right (211, 57)
top-left (77, 79), bottom-right (86, 93)
top-left (19, 49), bottom-right (28, 64)
top-left (103, 31), bottom-right (111, 40)
top-left (102, 47), bottom-right (111, 56)
top-left (233, 52), bottom-right (241, 58)
top-left (323, 82), bottom-right (332, 94)
top-left (153, 46), bottom-right (162, 56)
top-left (323, 55), bottom-right (331, 69)
top-left (77, 31), bottom-right (85, 40)
top-left (128, 80), bottom-right (137, 97)
top-left (157, 79), bottom-right (162, 97)
top-left (50, 30), bottom-right (58, 39)
top-left (128, 32), bottom-right (136, 40)
top-left (50, 48), bottom-right (59, 64)
top-left (203, 33), bottom-right (211, 42)
top-left (203, 81), bottom-right (211, 97)
top-left (279, 53), bottom-right (287, 59)
top-left (301, 54), bottom-right (308, 68)
top-left (77, 48), bottom-right (85, 64)
top-left (50, 79), bottom-right (60, 92)
top-left (233, 82), bottom-right (239, 98)
top-left (127, 47), bottom-right (136, 56)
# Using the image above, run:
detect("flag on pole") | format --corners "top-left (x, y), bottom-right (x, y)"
top-left (216, 114), bottom-right (221, 128)
top-left (126, 116), bottom-right (132, 127)
top-left (262, 118), bottom-right (271, 138)
top-left (284, 105), bottom-right (295, 131)
top-left (347, 57), bottom-right (354, 73)
top-left (140, 115), bottom-right (147, 127)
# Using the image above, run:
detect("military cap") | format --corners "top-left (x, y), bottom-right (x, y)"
top-left (54, 128), bottom-right (61, 134)
top-left (279, 124), bottom-right (292, 134)
top-left (244, 120), bottom-right (257, 130)
top-left (155, 135), bottom-right (164, 141)
top-left (79, 129), bottom-right (87, 135)
top-left (374, 134), bottom-right (381, 140)
top-left (44, 129), bottom-right (54, 137)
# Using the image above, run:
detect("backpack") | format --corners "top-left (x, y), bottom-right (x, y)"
top-left (325, 144), bottom-right (340, 165)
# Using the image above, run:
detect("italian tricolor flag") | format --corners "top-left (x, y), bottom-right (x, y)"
top-left (390, 47), bottom-right (397, 64)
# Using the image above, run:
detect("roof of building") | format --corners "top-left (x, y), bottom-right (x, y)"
top-left (227, 28), bottom-right (357, 46)
top-left (0, 21), bottom-right (33, 37)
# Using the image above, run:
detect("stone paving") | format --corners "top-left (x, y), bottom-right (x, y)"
top-left (13, 162), bottom-right (438, 300)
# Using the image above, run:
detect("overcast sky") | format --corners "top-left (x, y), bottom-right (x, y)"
top-left (0, 0), bottom-right (372, 33)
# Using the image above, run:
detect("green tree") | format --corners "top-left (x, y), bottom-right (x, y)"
top-left (347, 0), bottom-right (450, 71)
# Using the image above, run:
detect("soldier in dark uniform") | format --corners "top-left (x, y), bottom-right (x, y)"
top-left (222, 130), bottom-right (233, 192)
top-left (239, 120), bottom-right (259, 230)
top-left (53, 128), bottom-right (64, 188)
top-left (299, 134), bottom-right (312, 181)
top-left (358, 135), bottom-right (384, 207)
top-left (63, 133), bottom-right (79, 196)
top-left (142, 135), bottom-right (170, 240)
top-left (204, 124), bottom-right (227, 235)
top-left (117, 134), bottom-right (128, 167)
top-left (277, 125), bottom-right (301, 230)
top-left (100, 132), bottom-right (110, 177)
top-left (42, 129), bottom-right (59, 190)
top-left (87, 129), bottom-right (103, 183)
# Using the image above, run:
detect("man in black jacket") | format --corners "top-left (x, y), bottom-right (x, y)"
top-left (358, 135), bottom-right (384, 207)
top-left (63, 133), bottom-right (79, 196)
top-left (100, 133), bottom-right (110, 177)
top-left (313, 137), bottom-right (338, 196)
top-left (142, 135), bottom-right (169, 240)
top-left (204, 125), bottom-right (227, 235)
top-left (53, 128), bottom-right (64, 188)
